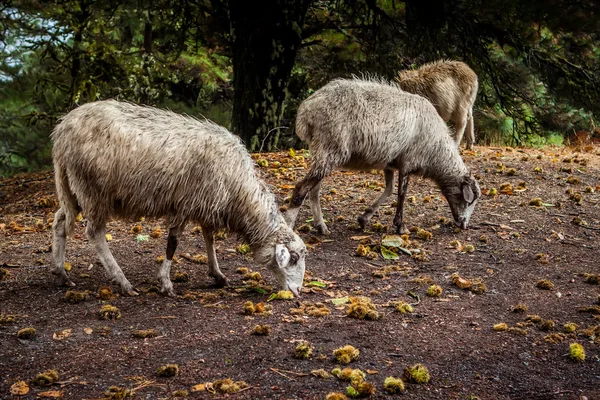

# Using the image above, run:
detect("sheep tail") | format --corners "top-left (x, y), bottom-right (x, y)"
top-left (54, 166), bottom-right (78, 237)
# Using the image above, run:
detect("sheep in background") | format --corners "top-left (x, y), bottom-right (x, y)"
top-left (396, 60), bottom-right (478, 150)
top-left (284, 77), bottom-right (481, 235)
top-left (51, 100), bottom-right (306, 296)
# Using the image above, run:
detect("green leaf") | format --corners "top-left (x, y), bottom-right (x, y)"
top-left (252, 287), bottom-right (267, 294)
top-left (381, 235), bottom-right (403, 248)
top-left (267, 293), bottom-right (278, 302)
top-left (542, 203), bottom-right (555, 207)
top-left (398, 247), bottom-right (412, 256)
top-left (306, 281), bottom-right (327, 288)
top-left (380, 246), bottom-right (399, 260)
top-left (331, 296), bottom-right (349, 306)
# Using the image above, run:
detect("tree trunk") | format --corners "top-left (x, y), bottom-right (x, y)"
top-left (229, 0), bottom-right (311, 151)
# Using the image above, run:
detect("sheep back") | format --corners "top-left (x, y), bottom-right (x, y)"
top-left (52, 100), bottom-right (278, 236)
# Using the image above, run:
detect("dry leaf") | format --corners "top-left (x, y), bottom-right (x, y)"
top-left (350, 235), bottom-right (371, 241)
top-left (52, 329), bottom-right (72, 340)
top-left (83, 327), bottom-right (93, 335)
top-left (366, 369), bottom-right (379, 375)
top-left (10, 380), bottom-right (29, 395)
top-left (37, 390), bottom-right (64, 398)
top-left (191, 382), bottom-right (215, 393)
top-left (453, 277), bottom-right (471, 289)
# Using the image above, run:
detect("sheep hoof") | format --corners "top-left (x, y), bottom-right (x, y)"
top-left (162, 288), bottom-right (177, 297)
top-left (357, 215), bottom-right (368, 230)
top-left (212, 276), bottom-right (229, 288)
top-left (315, 223), bottom-right (330, 236)
top-left (125, 289), bottom-right (140, 297)
top-left (395, 224), bottom-right (409, 235)
top-left (54, 274), bottom-right (76, 287)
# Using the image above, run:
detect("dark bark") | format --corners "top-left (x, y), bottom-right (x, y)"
top-left (229, 0), bottom-right (311, 151)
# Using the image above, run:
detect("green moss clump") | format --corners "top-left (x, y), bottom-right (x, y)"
top-left (346, 296), bottom-right (379, 320)
top-left (463, 244), bottom-right (475, 253)
top-left (251, 324), bottom-right (271, 336)
top-left (536, 279), bottom-right (554, 290)
top-left (156, 364), bottom-right (179, 377)
top-left (347, 381), bottom-right (375, 397)
top-left (543, 333), bottom-right (566, 344)
top-left (173, 271), bottom-right (189, 283)
top-left (563, 323), bottom-right (578, 333)
top-left (512, 304), bottom-right (527, 313)
top-left (64, 290), bottom-right (89, 304)
top-left (525, 314), bottom-right (543, 323)
top-left (0, 314), bottom-right (17, 324)
top-left (32, 370), bottom-right (59, 386)
top-left (131, 329), bottom-right (159, 338)
top-left (17, 327), bottom-right (36, 340)
top-left (104, 386), bottom-right (131, 399)
top-left (529, 198), bottom-right (543, 206)
top-left (416, 229), bottom-right (432, 240)
top-left (333, 345), bottom-right (360, 364)
top-left (540, 319), bottom-right (555, 331)
top-left (427, 284), bottom-right (443, 297)
top-left (213, 378), bottom-right (249, 393)
top-left (0, 268), bottom-right (9, 280)
top-left (395, 302), bottom-right (413, 314)
top-left (236, 243), bottom-right (251, 255)
top-left (97, 286), bottom-right (113, 300)
top-left (584, 274), bottom-right (599, 284)
top-left (507, 327), bottom-right (528, 335)
top-left (325, 393), bottom-right (349, 400)
top-left (98, 305), bottom-right (121, 320)
top-left (383, 376), bottom-right (405, 393)
top-left (493, 323), bottom-right (508, 332)
top-left (294, 341), bottom-right (313, 359)
top-left (569, 343), bottom-right (585, 361)
top-left (403, 363), bottom-right (430, 384)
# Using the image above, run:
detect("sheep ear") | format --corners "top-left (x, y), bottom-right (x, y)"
top-left (275, 244), bottom-right (290, 268)
top-left (462, 182), bottom-right (475, 203)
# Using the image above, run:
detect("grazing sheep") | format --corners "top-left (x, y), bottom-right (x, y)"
top-left (51, 100), bottom-right (306, 296)
top-left (396, 60), bottom-right (478, 150)
top-left (284, 77), bottom-right (481, 234)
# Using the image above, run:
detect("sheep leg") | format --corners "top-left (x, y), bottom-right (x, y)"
top-left (393, 174), bottom-right (410, 234)
top-left (202, 227), bottom-right (228, 287)
top-left (87, 221), bottom-right (138, 296)
top-left (465, 108), bottom-right (475, 150)
top-left (453, 112), bottom-right (468, 148)
top-left (50, 207), bottom-right (76, 287)
top-left (308, 182), bottom-right (330, 235)
top-left (157, 225), bottom-right (185, 297)
top-left (285, 169), bottom-right (329, 228)
top-left (358, 168), bottom-right (395, 229)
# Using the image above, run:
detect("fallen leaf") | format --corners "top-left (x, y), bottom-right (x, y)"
top-left (52, 329), bottom-right (72, 340)
top-left (380, 246), bottom-right (399, 260)
top-left (135, 234), bottom-right (149, 242)
top-left (381, 235), bottom-right (403, 248)
top-left (105, 233), bottom-right (112, 241)
top-left (63, 262), bottom-right (72, 271)
top-left (83, 327), bottom-right (93, 335)
top-left (366, 369), bottom-right (379, 375)
top-left (331, 296), bottom-right (349, 306)
top-left (37, 390), bottom-right (64, 398)
top-left (305, 281), bottom-right (327, 288)
top-left (350, 235), bottom-right (371, 241)
top-left (10, 380), bottom-right (29, 395)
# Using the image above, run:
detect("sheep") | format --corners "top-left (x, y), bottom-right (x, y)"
top-left (284, 77), bottom-right (481, 235)
top-left (396, 60), bottom-right (478, 150)
top-left (50, 100), bottom-right (307, 296)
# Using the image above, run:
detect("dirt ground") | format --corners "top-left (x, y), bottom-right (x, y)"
top-left (1, 146), bottom-right (599, 400)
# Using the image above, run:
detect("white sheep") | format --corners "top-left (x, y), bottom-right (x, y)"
top-left (284, 77), bottom-right (481, 234)
top-left (396, 60), bottom-right (478, 150)
top-left (50, 100), bottom-right (306, 296)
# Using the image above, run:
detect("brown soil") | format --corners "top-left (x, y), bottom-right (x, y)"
top-left (1, 146), bottom-right (599, 399)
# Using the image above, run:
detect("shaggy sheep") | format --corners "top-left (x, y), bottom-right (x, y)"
top-left (284, 77), bottom-right (481, 234)
top-left (51, 100), bottom-right (306, 296)
top-left (396, 60), bottom-right (478, 150)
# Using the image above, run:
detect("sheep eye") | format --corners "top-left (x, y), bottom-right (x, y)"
top-left (289, 251), bottom-right (299, 264)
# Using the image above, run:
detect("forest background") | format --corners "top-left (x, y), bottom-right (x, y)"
top-left (1, 0), bottom-right (599, 177)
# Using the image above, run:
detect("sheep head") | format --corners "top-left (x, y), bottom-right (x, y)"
top-left (253, 224), bottom-right (307, 296)
top-left (442, 174), bottom-right (481, 229)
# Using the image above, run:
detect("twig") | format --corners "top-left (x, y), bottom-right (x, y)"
top-left (270, 368), bottom-right (296, 381)
top-left (151, 315), bottom-right (177, 319)
top-left (579, 225), bottom-right (600, 231)
top-left (271, 368), bottom-right (309, 377)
